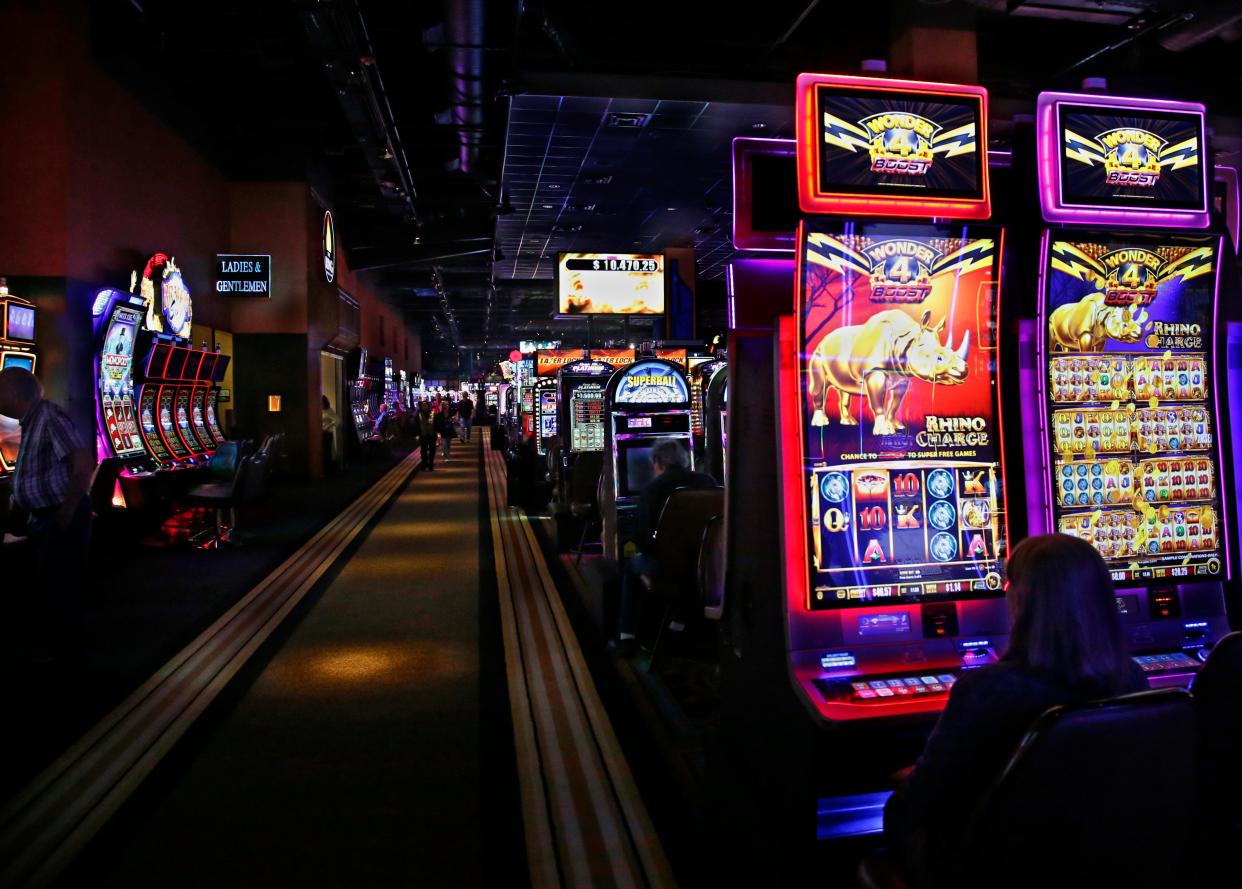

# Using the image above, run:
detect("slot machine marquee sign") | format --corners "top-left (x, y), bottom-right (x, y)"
top-left (1038, 233), bottom-right (1227, 586)
top-left (789, 219), bottom-right (1008, 609)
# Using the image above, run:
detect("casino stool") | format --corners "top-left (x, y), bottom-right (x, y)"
top-left (1190, 631), bottom-right (1242, 876)
top-left (857, 688), bottom-right (1199, 889)
top-left (643, 487), bottom-right (724, 670)
top-left (698, 513), bottom-right (726, 621)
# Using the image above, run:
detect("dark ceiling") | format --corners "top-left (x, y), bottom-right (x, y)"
top-left (88, 0), bottom-right (1242, 375)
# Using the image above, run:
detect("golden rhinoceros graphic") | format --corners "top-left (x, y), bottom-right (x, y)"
top-left (1047, 290), bottom-right (1150, 352)
top-left (808, 309), bottom-right (970, 436)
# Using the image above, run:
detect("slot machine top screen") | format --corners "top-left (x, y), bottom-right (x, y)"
top-left (1040, 233), bottom-right (1227, 586)
top-left (1037, 92), bottom-right (1209, 228)
top-left (794, 219), bottom-right (1008, 610)
top-left (795, 74), bottom-right (990, 220)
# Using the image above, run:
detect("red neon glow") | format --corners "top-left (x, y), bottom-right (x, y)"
top-left (795, 73), bottom-right (992, 220)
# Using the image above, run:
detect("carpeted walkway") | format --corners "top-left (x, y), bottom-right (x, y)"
top-left (92, 438), bottom-right (485, 887)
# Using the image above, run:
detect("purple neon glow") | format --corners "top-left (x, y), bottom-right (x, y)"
top-left (1036, 91), bottom-right (1210, 229)
top-left (732, 136), bottom-right (798, 253)
top-left (1228, 321), bottom-right (1242, 585)
top-left (1033, 229), bottom-right (1231, 587)
top-left (1215, 166), bottom-right (1241, 251)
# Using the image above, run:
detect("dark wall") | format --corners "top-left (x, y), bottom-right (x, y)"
top-left (233, 333), bottom-right (310, 476)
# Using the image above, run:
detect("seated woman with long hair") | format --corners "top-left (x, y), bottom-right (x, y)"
top-left (885, 533), bottom-right (1147, 887)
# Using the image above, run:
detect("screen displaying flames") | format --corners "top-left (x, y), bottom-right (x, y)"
top-left (557, 253), bottom-right (665, 315)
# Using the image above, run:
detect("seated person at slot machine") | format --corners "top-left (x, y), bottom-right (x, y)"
top-left (884, 534), bottom-right (1146, 887)
top-left (612, 440), bottom-right (719, 655)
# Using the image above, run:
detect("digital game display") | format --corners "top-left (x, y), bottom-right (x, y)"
top-left (813, 85), bottom-right (984, 201)
top-left (537, 388), bottom-right (558, 449)
top-left (797, 220), bottom-right (1007, 609)
top-left (557, 254), bottom-right (665, 316)
top-left (6, 303), bottom-right (35, 342)
top-left (613, 360), bottom-right (689, 406)
top-left (1041, 234), bottom-right (1226, 586)
top-left (570, 382), bottom-right (606, 452)
top-left (624, 445), bottom-right (658, 495)
top-left (1058, 105), bottom-right (1205, 211)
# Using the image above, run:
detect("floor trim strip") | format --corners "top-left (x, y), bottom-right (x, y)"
top-left (482, 446), bottom-right (677, 889)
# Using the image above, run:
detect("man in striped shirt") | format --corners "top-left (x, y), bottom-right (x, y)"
top-left (0, 367), bottom-right (96, 659)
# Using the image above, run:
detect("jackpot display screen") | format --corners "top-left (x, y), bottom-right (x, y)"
top-left (813, 85), bottom-right (984, 200)
top-left (557, 254), bottom-right (665, 316)
top-left (1041, 234), bottom-right (1225, 586)
top-left (1057, 105), bottom-right (1206, 211)
top-left (797, 220), bottom-right (1007, 609)
top-left (5, 303), bottom-right (35, 342)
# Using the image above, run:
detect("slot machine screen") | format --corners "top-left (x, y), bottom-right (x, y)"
top-left (1041, 234), bottom-right (1226, 586)
top-left (1, 353), bottom-right (34, 371)
top-left (165, 348), bottom-right (190, 380)
top-left (812, 85), bottom-right (985, 201)
top-left (5, 304), bottom-right (35, 342)
top-left (539, 390), bottom-right (558, 439)
top-left (570, 383), bottom-right (606, 452)
top-left (797, 219), bottom-right (1008, 609)
top-left (618, 439), bottom-right (681, 497)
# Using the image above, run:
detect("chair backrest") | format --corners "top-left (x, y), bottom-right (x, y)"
top-left (207, 441), bottom-right (241, 482)
top-left (238, 452), bottom-right (271, 502)
top-left (964, 688), bottom-right (1198, 887)
top-left (651, 487), bottom-right (724, 590)
top-left (698, 513), bottom-right (727, 620)
top-left (89, 457), bottom-right (122, 513)
top-left (570, 452), bottom-right (604, 508)
top-left (1193, 631), bottom-right (1242, 749)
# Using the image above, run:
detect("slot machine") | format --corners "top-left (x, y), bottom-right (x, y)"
top-left (534, 377), bottom-right (558, 456)
top-left (688, 356), bottom-right (720, 460)
top-left (780, 73), bottom-right (1006, 727)
top-left (1023, 90), bottom-right (1238, 684)
top-left (702, 361), bottom-right (728, 484)
top-left (0, 279), bottom-right (38, 480)
top-left (599, 358), bottom-right (693, 561)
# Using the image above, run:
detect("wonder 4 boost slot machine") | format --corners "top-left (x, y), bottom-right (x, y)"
top-left (781, 74), bottom-right (1008, 723)
top-left (1025, 91), bottom-right (1239, 684)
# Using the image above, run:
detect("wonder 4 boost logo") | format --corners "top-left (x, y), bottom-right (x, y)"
top-left (823, 110), bottom-right (977, 176)
top-left (1064, 126), bottom-right (1199, 188)
top-left (865, 240), bottom-right (941, 302)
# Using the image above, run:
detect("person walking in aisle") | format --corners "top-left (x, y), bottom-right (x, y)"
top-left (458, 393), bottom-right (474, 442)
top-left (416, 401), bottom-right (437, 471)
top-left (435, 400), bottom-right (455, 461)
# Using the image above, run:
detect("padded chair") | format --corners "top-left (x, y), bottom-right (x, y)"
top-left (567, 452), bottom-right (604, 564)
top-left (698, 512), bottom-right (727, 621)
top-left (859, 688), bottom-right (1199, 889)
top-left (1191, 632), bottom-right (1242, 873)
top-left (184, 450), bottom-right (270, 549)
top-left (643, 487), bottom-right (724, 666)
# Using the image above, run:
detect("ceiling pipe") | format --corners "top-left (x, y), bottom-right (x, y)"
top-left (446, 0), bottom-right (485, 174)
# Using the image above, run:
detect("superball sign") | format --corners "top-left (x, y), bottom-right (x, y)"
top-left (215, 254), bottom-right (272, 298)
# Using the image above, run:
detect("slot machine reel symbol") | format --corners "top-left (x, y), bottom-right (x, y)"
top-left (962, 470), bottom-right (988, 497)
top-left (926, 469), bottom-right (955, 501)
top-left (820, 472), bottom-right (849, 504)
top-left (862, 539), bottom-right (888, 564)
top-left (858, 506), bottom-right (888, 531)
top-left (853, 471), bottom-right (890, 503)
top-left (822, 507), bottom-right (851, 534)
top-left (893, 473), bottom-right (921, 497)
top-left (927, 500), bottom-right (957, 531)
top-left (896, 503), bottom-right (922, 529)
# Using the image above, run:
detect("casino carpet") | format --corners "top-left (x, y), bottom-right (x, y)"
top-left (79, 438), bottom-right (494, 887)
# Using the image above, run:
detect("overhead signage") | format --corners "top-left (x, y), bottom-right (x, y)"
top-left (557, 253), bottom-right (665, 315)
top-left (1037, 92), bottom-right (1209, 228)
top-left (535, 348), bottom-right (587, 377)
top-left (521, 339), bottom-right (560, 352)
top-left (796, 73), bottom-right (990, 220)
top-left (560, 359), bottom-right (614, 377)
top-left (588, 348), bottom-right (636, 368)
top-left (323, 210), bottom-right (337, 283)
top-left (134, 252), bottom-right (193, 339)
top-left (655, 347), bottom-right (687, 368)
top-left (215, 254), bottom-right (272, 298)
top-left (614, 359), bottom-right (689, 405)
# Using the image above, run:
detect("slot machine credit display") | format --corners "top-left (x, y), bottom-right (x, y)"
top-left (1040, 234), bottom-right (1225, 585)
top-left (797, 220), bottom-right (1008, 609)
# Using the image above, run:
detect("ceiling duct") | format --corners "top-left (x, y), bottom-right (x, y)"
top-left (446, 0), bottom-right (485, 174)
